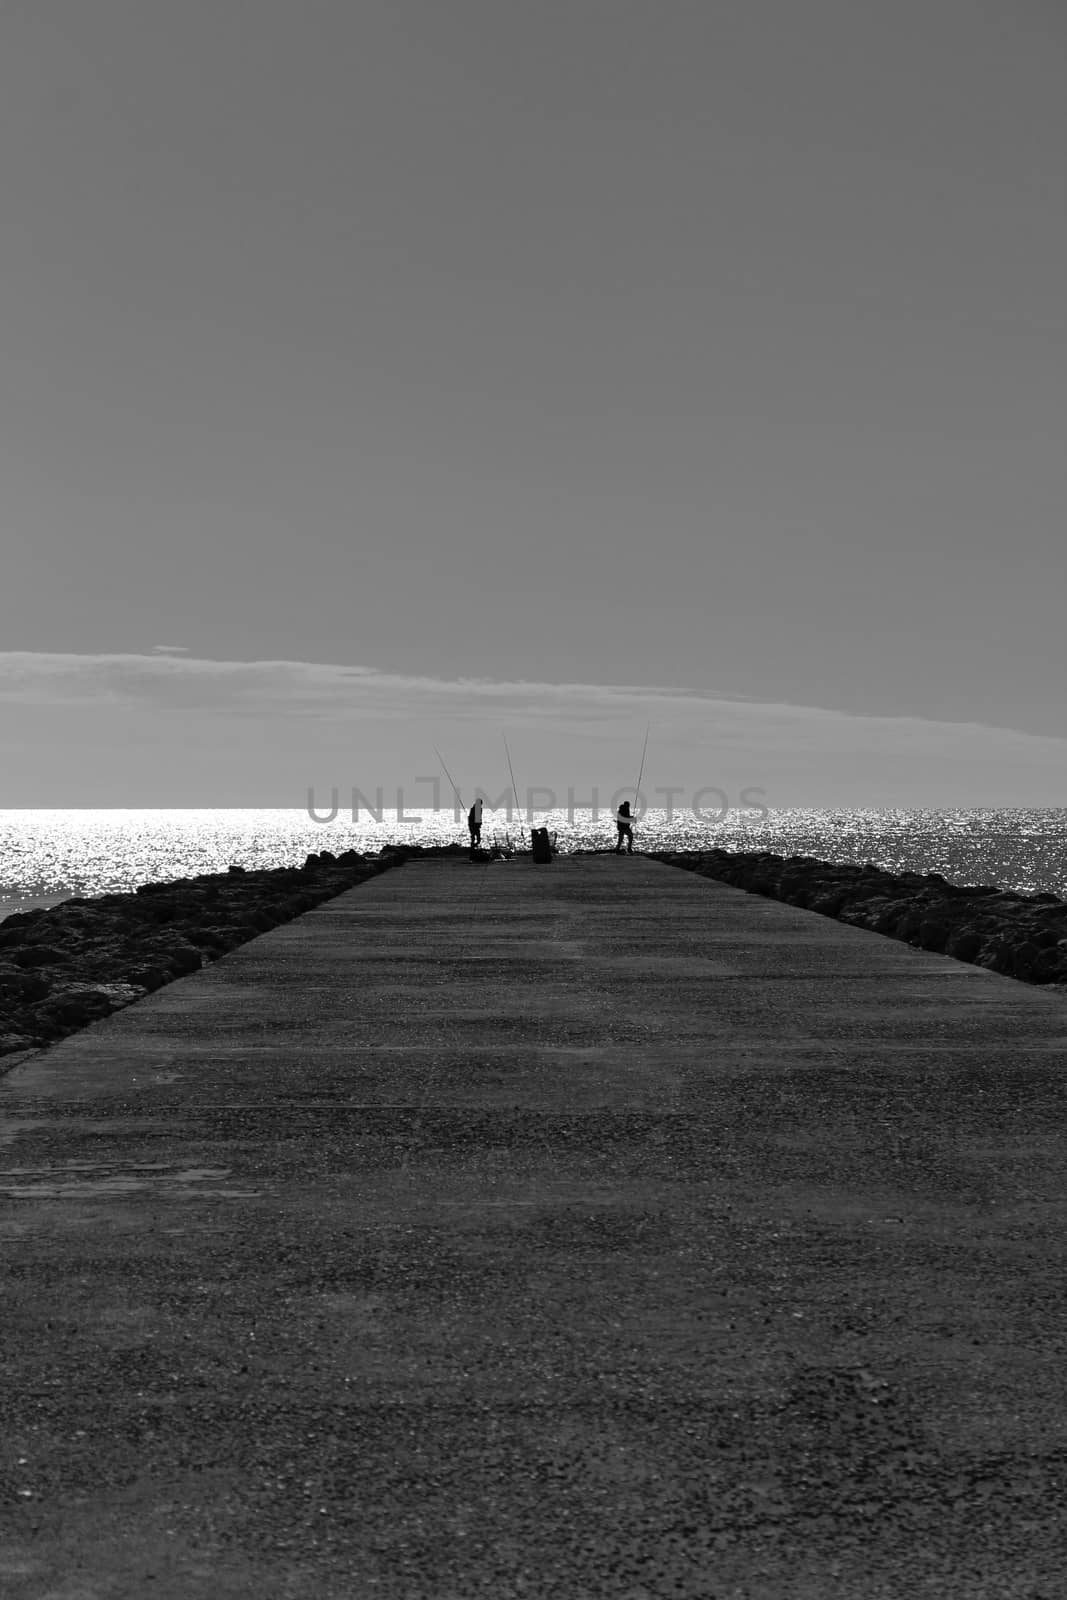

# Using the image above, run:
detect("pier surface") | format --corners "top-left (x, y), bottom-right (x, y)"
top-left (2, 856), bottom-right (1066, 1599)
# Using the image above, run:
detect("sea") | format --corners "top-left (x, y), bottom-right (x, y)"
top-left (1, 807), bottom-right (1065, 922)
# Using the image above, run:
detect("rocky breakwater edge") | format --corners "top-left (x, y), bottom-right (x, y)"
top-left (0, 843), bottom-right (469, 1063)
top-left (655, 849), bottom-right (1067, 993)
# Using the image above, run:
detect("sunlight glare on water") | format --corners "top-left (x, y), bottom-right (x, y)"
top-left (1, 806), bottom-right (1065, 918)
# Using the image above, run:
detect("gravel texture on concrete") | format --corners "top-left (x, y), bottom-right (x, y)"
top-left (1, 856), bottom-right (1066, 1599)
top-left (1, 845), bottom-right (493, 1060)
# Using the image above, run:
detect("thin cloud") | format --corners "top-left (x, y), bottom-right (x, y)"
top-left (0, 651), bottom-right (1065, 756)
top-left (2, 651), bottom-right (1065, 805)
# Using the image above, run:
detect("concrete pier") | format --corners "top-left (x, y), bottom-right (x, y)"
top-left (2, 856), bottom-right (1066, 1599)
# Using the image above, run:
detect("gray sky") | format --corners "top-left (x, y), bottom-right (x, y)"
top-left (1, 1), bottom-right (1064, 804)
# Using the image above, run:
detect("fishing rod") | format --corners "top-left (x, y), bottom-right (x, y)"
top-left (433, 744), bottom-right (465, 816)
top-left (633, 722), bottom-right (650, 814)
top-left (503, 734), bottom-right (521, 825)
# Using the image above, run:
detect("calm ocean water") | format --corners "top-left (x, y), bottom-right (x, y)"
top-left (1, 808), bottom-right (1065, 921)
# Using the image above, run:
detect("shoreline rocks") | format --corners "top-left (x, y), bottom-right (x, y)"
top-left (0, 845), bottom-right (469, 1062)
top-left (8, 840), bottom-right (1062, 1062)
top-left (655, 849), bottom-right (1067, 991)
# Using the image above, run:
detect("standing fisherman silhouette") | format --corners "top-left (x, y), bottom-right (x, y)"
top-left (433, 745), bottom-right (480, 855)
top-left (468, 797), bottom-right (483, 848)
top-left (613, 723), bottom-right (649, 856)
top-left (614, 800), bottom-right (634, 854)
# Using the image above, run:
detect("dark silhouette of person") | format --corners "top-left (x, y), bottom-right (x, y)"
top-left (614, 801), bottom-right (634, 854)
top-left (468, 798), bottom-right (483, 848)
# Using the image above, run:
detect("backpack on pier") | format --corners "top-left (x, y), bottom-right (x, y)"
top-left (530, 827), bottom-right (553, 864)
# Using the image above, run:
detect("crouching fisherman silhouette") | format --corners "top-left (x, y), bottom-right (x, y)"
top-left (614, 801), bottom-right (635, 854)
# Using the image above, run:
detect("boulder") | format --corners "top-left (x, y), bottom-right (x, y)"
top-left (0, 967), bottom-right (51, 1003)
top-left (29, 988), bottom-right (117, 1030)
top-left (871, 901), bottom-right (912, 935)
top-left (9, 945), bottom-right (71, 969)
top-left (0, 1033), bottom-right (36, 1058)
top-left (126, 964), bottom-right (171, 992)
top-left (0, 909), bottom-right (48, 931)
top-left (160, 944), bottom-right (203, 977)
top-left (1010, 942), bottom-right (1043, 981)
top-left (944, 928), bottom-right (985, 962)
top-left (917, 918), bottom-right (951, 953)
top-left (1032, 947), bottom-right (1067, 984)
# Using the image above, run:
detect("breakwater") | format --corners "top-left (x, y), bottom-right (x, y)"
top-left (6, 841), bottom-right (1065, 1062)
top-left (657, 849), bottom-right (1067, 990)
top-left (0, 845), bottom-right (465, 1060)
